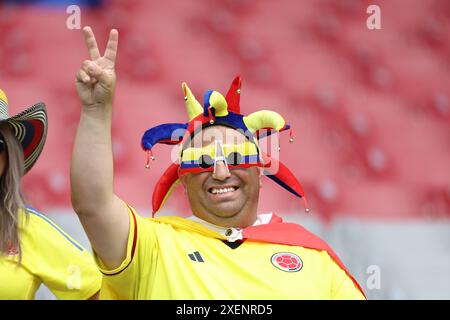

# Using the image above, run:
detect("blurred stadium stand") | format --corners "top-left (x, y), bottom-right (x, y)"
top-left (0, 0), bottom-right (449, 299)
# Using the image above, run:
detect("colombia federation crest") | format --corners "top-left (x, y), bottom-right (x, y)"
top-left (271, 252), bottom-right (303, 272)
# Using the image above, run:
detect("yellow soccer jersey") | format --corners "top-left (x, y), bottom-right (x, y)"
top-left (97, 205), bottom-right (365, 300)
top-left (0, 207), bottom-right (101, 300)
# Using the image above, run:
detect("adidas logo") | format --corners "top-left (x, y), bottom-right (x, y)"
top-left (188, 251), bottom-right (204, 262)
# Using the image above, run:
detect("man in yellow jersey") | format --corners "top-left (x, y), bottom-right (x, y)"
top-left (71, 26), bottom-right (366, 300)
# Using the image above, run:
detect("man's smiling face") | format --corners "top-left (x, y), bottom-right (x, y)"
top-left (180, 125), bottom-right (262, 228)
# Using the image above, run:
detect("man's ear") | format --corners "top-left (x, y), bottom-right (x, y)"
top-left (179, 174), bottom-right (188, 188)
top-left (258, 167), bottom-right (263, 189)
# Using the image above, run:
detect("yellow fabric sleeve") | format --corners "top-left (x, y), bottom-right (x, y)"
top-left (22, 208), bottom-right (102, 300)
top-left (327, 253), bottom-right (366, 300)
top-left (96, 204), bottom-right (158, 300)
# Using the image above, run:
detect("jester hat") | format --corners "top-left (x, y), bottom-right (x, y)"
top-left (141, 76), bottom-right (308, 215)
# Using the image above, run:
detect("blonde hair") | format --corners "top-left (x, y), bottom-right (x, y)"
top-left (0, 122), bottom-right (25, 259)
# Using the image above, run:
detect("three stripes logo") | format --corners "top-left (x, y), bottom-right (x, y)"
top-left (188, 251), bottom-right (204, 262)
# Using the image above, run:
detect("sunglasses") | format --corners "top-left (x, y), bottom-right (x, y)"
top-left (0, 139), bottom-right (5, 153)
top-left (179, 141), bottom-right (262, 174)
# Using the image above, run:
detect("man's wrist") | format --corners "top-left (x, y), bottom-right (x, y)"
top-left (81, 102), bottom-right (113, 111)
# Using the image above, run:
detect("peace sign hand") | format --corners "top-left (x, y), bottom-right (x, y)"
top-left (76, 26), bottom-right (118, 108)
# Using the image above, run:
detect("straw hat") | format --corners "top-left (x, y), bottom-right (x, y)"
top-left (0, 88), bottom-right (47, 173)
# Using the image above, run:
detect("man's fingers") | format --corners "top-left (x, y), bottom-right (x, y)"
top-left (86, 62), bottom-right (111, 85)
top-left (103, 29), bottom-right (118, 65)
top-left (80, 60), bottom-right (95, 79)
top-left (77, 69), bottom-right (91, 83)
top-left (83, 60), bottom-right (100, 79)
top-left (76, 69), bottom-right (98, 86)
top-left (83, 26), bottom-right (101, 60)
top-left (77, 60), bottom-right (100, 85)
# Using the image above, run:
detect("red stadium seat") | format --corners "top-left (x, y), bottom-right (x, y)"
top-left (1, 1), bottom-right (448, 221)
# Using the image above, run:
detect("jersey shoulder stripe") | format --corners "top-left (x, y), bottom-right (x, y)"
top-left (24, 206), bottom-right (84, 252)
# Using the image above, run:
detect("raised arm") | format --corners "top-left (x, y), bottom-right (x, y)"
top-left (71, 26), bottom-right (129, 269)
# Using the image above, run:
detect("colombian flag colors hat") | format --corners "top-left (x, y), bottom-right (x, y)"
top-left (141, 76), bottom-right (308, 215)
top-left (0, 88), bottom-right (48, 173)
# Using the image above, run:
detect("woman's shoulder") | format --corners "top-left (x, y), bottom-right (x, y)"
top-left (19, 206), bottom-right (63, 238)
top-left (19, 206), bottom-right (49, 226)
top-left (19, 206), bottom-right (86, 252)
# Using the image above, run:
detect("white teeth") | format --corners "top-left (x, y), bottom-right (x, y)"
top-left (211, 187), bottom-right (236, 194)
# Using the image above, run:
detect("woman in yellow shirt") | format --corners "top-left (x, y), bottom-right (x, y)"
top-left (0, 89), bottom-right (101, 299)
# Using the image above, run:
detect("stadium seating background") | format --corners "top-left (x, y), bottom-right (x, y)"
top-left (0, 0), bottom-right (449, 299)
